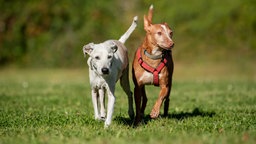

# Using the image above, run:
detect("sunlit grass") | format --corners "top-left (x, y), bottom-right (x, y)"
top-left (0, 65), bottom-right (255, 143)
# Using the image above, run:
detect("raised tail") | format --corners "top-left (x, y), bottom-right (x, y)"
top-left (118, 16), bottom-right (138, 44)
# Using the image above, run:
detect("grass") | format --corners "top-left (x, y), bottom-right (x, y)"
top-left (0, 63), bottom-right (256, 144)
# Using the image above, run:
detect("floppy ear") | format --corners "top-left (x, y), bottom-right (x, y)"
top-left (110, 42), bottom-right (118, 53)
top-left (83, 43), bottom-right (94, 57)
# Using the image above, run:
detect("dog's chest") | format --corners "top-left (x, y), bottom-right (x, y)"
top-left (90, 78), bottom-right (105, 88)
top-left (138, 71), bottom-right (158, 84)
top-left (89, 71), bottom-right (107, 88)
top-left (139, 71), bottom-right (152, 84)
top-left (138, 70), bottom-right (166, 85)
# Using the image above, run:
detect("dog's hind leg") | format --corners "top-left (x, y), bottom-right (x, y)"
top-left (134, 85), bottom-right (142, 126)
top-left (140, 85), bottom-right (147, 118)
top-left (163, 86), bottom-right (171, 117)
top-left (120, 67), bottom-right (134, 120)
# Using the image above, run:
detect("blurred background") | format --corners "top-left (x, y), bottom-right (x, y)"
top-left (0, 0), bottom-right (255, 76)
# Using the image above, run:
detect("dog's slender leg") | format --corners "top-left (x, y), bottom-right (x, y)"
top-left (134, 85), bottom-right (142, 125)
top-left (104, 85), bottom-right (115, 128)
top-left (163, 85), bottom-right (171, 116)
top-left (120, 67), bottom-right (134, 120)
top-left (164, 55), bottom-right (173, 117)
top-left (150, 85), bottom-right (170, 118)
top-left (91, 89), bottom-right (100, 120)
top-left (140, 85), bottom-right (147, 118)
top-left (99, 88), bottom-right (106, 120)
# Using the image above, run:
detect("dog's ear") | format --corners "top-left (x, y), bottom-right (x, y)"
top-left (83, 43), bottom-right (94, 57)
top-left (144, 5), bottom-right (153, 32)
top-left (144, 15), bottom-right (151, 32)
top-left (110, 42), bottom-right (118, 53)
top-left (147, 4), bottom-right (153, 24)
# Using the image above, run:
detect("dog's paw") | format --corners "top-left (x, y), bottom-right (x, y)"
top-left (99, 117), bottom-right (106, 121)
top-left (104, 124), bottom-right (110, 129)
top-left (150, 109), bottom-right (160, 119)
top-left (133, 119), bottom-right (140, 127)
top-left (96, 117), bottom-right (105, 121)
top-left (104, 121), bottom-right (111, 129)
top-left (133, 117), bottom-right (146, 127)
top-left (128, 110), bottom-right (135, 120)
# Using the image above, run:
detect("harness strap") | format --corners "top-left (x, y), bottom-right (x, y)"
top-left (136, 49), bottom-right (168, 86)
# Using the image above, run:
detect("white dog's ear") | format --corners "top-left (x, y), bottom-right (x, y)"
top-left (111, 45), bottom-right (118, 53)
top-left (110, 42), bottom-right (118, 53)
top-left (83, 43), bottom-right (94, 57)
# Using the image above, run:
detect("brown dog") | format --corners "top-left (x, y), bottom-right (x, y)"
top-left (132, 5), bottom-right (174, 125)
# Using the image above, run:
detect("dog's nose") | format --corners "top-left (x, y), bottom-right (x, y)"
top-left (101, 68), bottom-right (109, 74)
top-left (171, 43), bottom-right (174, 48)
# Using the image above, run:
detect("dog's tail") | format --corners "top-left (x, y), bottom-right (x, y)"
top-left (118, 16), bottom-right (138, 44)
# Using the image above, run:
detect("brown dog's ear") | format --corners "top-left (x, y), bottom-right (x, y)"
top-left (144, 5), bottom-right (153, 32)
top-left (83, 43), bottom-right (94, 57)
top-left (147, 4), bottom-right (153, 24)
top-left (144, 15), bottom-right (151, 32)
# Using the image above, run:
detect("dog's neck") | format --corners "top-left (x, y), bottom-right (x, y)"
top-left (142, 34), bottom-right (163, 58)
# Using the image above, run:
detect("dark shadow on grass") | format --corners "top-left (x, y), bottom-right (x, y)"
top-left (167, 107), bottom-right (215, 120)
top-left (114, 108), bottom-right (215, 127)
top-left (114, 116), bottom-right (134, 126)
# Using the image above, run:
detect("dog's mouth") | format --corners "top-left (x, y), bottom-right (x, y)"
top-left (160, 44), bottom-right (174, 51)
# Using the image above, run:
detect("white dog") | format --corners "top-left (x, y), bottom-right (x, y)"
top-left (83, 16), bottom-right (137, 127)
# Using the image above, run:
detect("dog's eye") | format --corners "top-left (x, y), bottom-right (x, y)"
top-left (107, 55), bottom-right (112, 59)
top-left (157, 32), bottom-right (162, 36)
top-left (170, 32), bottom-right (173, 37)
top-left (95, 56), bottom-right (100, 60)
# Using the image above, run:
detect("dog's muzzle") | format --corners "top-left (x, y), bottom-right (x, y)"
top-left (101, 68), bottom-right (109, 75)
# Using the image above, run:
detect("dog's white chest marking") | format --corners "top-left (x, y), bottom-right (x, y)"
top-left (89, 69), bottom-right (106, 87)
top-left (139, 70), bottom-right (164, 85)
top-left (139, 71), bottom-right (153, 84)
top-left (91, 76), bottom-right (105, 89)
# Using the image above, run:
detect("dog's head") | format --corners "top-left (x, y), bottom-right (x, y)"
top-left (83, 41), bottom-right (118, 76)
top-left (144, 5), bottom-right (174, 50)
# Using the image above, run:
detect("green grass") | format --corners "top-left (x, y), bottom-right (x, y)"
top-left (0, 65), bottom-right (256, 144)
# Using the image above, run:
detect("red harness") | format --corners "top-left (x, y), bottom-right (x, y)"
top-left (136, 49), bottom-right (168, 86)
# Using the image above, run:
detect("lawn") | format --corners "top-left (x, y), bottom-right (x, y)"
top-left (0, 63), bottom-right (255, 144)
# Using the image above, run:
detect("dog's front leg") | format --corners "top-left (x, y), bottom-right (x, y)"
top-left (91, 89), bottom-right (100, 120)
top-left (150, 85), bottom-right (170, 118)
top-left (104, 85), bottom-right (115, 128)
top-left (99, 88), bottom-right (106, 120)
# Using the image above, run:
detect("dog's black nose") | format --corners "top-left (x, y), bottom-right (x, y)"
top-left (171, 43), bottom-right (175, 48)
top-left (101, 68), bottom-right (109, 74)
